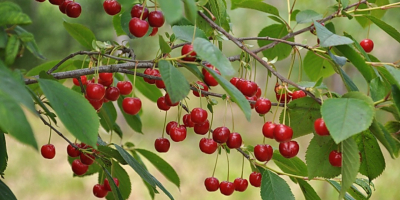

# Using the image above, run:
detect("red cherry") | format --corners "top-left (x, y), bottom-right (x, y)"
top-left (93, 184), bottom-right (108, 198)
top-left (360, 39), bottom-right (374, 53)
top-left (88, 98), bottom-right (103, 111)
top-left (199, 138), bottom-right (218, 154)
top-left (292, 90), bottom-right (306, 100)
top-left (183, 114), bottom-right (195, 127)
top-left (155, 138), bottom-right (170, 153)
top-left (249, 172), bottom-right (262, 187)
top-left (204, 177), bottom-right (219, 192)
top-left (255, 98), bottom-right (272, 115)
top-left (226, 132), bottom-right (242, 149)
top-left (212, 126), bottom-right (231, 144)
top-left (219, 181), bottom-right (235, 196)
top-left (105, 86), bottom-right (120, 101)
top-left (86, 83), bottom-right (106, 101)
top-left (246, 95), bottom-right (257, 109)
top-left (143, 68), bottom-right (160, 84)
top-left (59, 0), bottom-right (73, 14)
top-left (157, 96), bottom-right (171, 111)
top-left (240, 80), bottom-right (258, 97)
top-left (130, 4), bottom-right (149, 19)
top-left (41, 144), bottom-right (56, 159)
top-left (71, 159), bottom-right (89, 175)
top-left (329, 150), bottom-right (342, 167)
top-left (165, 93), bottom-right (179, 106)
top-left (103, 0), bottom-right (121, 15)
top-left (122, 97), bottom-right (142, 115)
top-left (234, 178), bottom-right (248, 192)
top-left (170, 125), bottom-right (187, 142)
top-left (67, 143), bottom-right (80, 157)
top-left (49, 0), bottom-right (64, 5)
top-left (104, 177), bottom-right (120, 191)
top-left (255, 87), bottom-right (262, 98)
top-left (149, 27), bottom-right (158, 36)
top-left (148, 11), bottom-right (165, 27)
top-left (235, 78), bottom-right (245, 90)
top-left (194, 120), bottom-right (210, 135)
top-left (116, 81), bottom-right (133, 95)
top-left (190, 108), bottom-right (208, 124)
top-left (129, 17), bottom-right (149, 38)
top-left (262, 122), bottom-right (275, 139)
top-left (254, 144), bottom-right (273, 162)
top-left (98, 78), bottom-right (113, 87)
top-left (230, 77), bottom-right (239, 86)
top-left (99, 73), bottom-right (113, 82)
top-left (181, 44), bottom-right (197, 61)
top-left (72, 75), bottom-right (87, 86)
top-left (155, 76), bottom-right (165, 89)
top-left (279, 141), bottom-right (299, 158)
top-left (274, 124), bottom-right (293, 142)
top-left (203, 71), bottom-right (220, 87)
top-left (166, 121), bottom-right (178, 135)
top-left (314, 118), bottom-right (330, 136)
top-left (66, 2), bottom-right (81, 18)
top-left (80, 152), bottom-right (95, 165)
top-left (193, 81), bottom-right (208, 97)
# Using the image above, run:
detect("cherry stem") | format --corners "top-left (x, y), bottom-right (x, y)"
top-left (191, 23), bottom-right (197, 45)
top-left (240, 155), bottom-right (245, 179)
top-left (225, 147), bottom-right (230, 181)
top-left (223, 99), bottom-right (228, 126)
top-left (208, 108), bottom-right (214, 139)
top-left (161, 111), bottom-right (168, 138)
top-left (154, 0), bottom-right (157, 11)
top-left (287, 48), bottom-right (296, 80)
top-left (211, 148), bottom-right (219, 177)
top-left (253, 59), bottom-right (257, 83)
top-left (229, 101), bottom-right (235, 132)
top-left (283, 87), bottom-right (288, 125)
top-left (106, 46), bottom-right (121, 66)
top-left (47, 115), bottom-right (52, 144)
top-left (132, 61), bottom-right (138, 97)
top-left (263, 73), bottom-right (269, 99)
top-left (272, 86), bottom-right (283, 122)
top-left (140, 0), bottom-right (147, 20)
top-left (287, 0), bottom-right (291, 27)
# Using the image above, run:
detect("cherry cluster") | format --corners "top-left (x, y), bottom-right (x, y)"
top-left (35, 0), bottom-right (82, 18)
top-left (129, 4), bottom-right (165, 37)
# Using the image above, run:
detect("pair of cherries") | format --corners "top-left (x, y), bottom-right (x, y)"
top-left (129, 4), bottom-right (165, 37)
top-left (93, 178), bottom-right (120, 198)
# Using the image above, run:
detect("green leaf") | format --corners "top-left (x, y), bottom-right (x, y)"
top-left (182, 0), bottom-right (197, 24)
top-left (63, 21), bottom-right (96, 50)
top-left (172, 25), bottom-right (208, 42)
top-left (258, 24), bottom-right (294, 61)
top-left (102, 160), bottom-right (131, 200)
top-left (369, 120), bottom-right (399, 158)
top-left (119, 9), bottom-right (134, 38)
top-left (202, 66), bottom-right (251, 121)
top-left (0, 179), bottom-right (17, 200)
top-left (354, 131), bottom-right (385, 181)
top-left (98, 102), bottom-right (118, 133)
top-left (208, 0), bottom-right (230, 32)
top-left (136, 149), bottom-right (180, 188)
top-left (159, 35), bottom-right (171, 54)
top-left (103, 166), bottom-right (124, 200)
top-left (182, 63), bottom-right (204, 81)
top-left (14, 26), bottom-right (45, 60)
top-left (355, 0), bottom-right (389, 28)
top-left (158, 60), bottom-right (190, 103)
top-left (290, 10), bottom-right (300, 21)
top-left (385, 121), bottom-right (400, 134)
top-left (158, 0), bottom-right (183, 24)
top-left (303, 51), bottom-right (335, 81)
top-left (112, 13), bottom-right (125, 36)
top-left (378, 65), bottom-right (400, 89)
top-left (370, 77), bottom-right (389, 102)
top-left (321, 98), bottom-right (374, 143)
top-left (260, 170), bottom-right (295, 200)
top-left (0, 132), bottom-right (8, 174)
top-left (0, 28), bottom-right (7, 48)
top-left (0, 2), bottom-right (31, 26)
top-left (117, 97), bottom-right (143, 134)
top-left (4, 34), bottom-right (20, 65)
top-left (364, 15), bottom-right (400, 43)
top-left (39, 79), bottom-right (99, 147)
top-left (338, 67), bottom-right (359, 91)
top-left (328, 50), bottom-right (346, 67)
top-left (354, 178), bottom-right (373, 199)
top-left (314, 21), bottom-right (353, 47)
top-left (327, 180), bottom-right (357, 200)
top-left (297, 179), bottom-right (321, 200)
top-left (296, 10), bottom-right (322, 24)
top-left (340, 138), bottom-right (361, 199)
top-left (392, 85), bottom-right (400, 115)
top-left (134, 76), bottom-right (162, 103)
top-left (231, 0), bottom-right (279, 16)
top-left (380, 105), bottom-right (400, 121)
top-left (193, 37), bottom-right (235, 76)
top-left (272, 150), bottom-right (307, 176)
top-left (97, 145), bottom-right (127, 165)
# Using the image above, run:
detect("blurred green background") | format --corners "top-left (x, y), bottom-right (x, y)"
top-left (3, 0), bottom-right (400, 199)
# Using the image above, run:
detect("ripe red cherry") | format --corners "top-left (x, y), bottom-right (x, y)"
top-left (199, 138), bottom-right (218, 154)
top-left (360, 39), bottom-right (374, 53)
top-left (99, 73), bottom-right (113, 82)
top-left (59, 0), bottom-right (73, 14)
top-left (212, 126), bottom-right (231, 143)
top-left (157, 96), bottom-right (171, 111)
top-left (166, 121), bottom-right (178, 135)
top-left (86, 83), bottom-right (106, 101)
top-left (292, 90), bottom-right (306, 100)
top-left (105, 86), bottom-right (120, 101)
top-left (254, 144), bottom-right (273, 162)
top-left (249, 172), bottom-right (262, 187)
top-left (49, 0), bottom-right (64, 5)
top-left (329, 150), bottom-right (342, 167)
top-left (230, 77), bottom-right (239, 86)
top-left (219, 181), bottom-right (235, 196)
top-left (165, 93), bottom-right (179, 106)
top-left (148, 11), bottom-right (165, 27)
top-left (131, 4), bottom-right (149, 19)
top-left (170, 125), bottom-right (187, 142)
top-left (149, 27), bottom-right (158, 36)
top-left (67, 143), bottom-right (80, 157)
top-left (203, 70), bottom-right (220, 87)
top-left (103, 0), bottom-right (121, 15)
top-left (98, 78), bottom-right (113, 87)
top-left (80, 152), bottom-right (95, 165)
top-left (262, 121), bottom-right (275, 139)
top-left (204, 177), bottom-right (219, 192)
top-left (234, 178), bottom-right (248, 192)
top-left (66, 2), bottom-right (81, 18)
top-left (72, 75), bottom-right (87, 86)
top-left (240, 80), bottom-right (258, 97)
top-left (235, 78), bottom-right (245, 90)
top-left (193, 81), bottom-right (208, 97)
top-left (104, 178), bottom-right (120, 191)
top-left (93, 184), bottom-right (108, 198)
top-left (181, 44), bottom-right (197, 61)
top-left (116, 81), bottom-right (133, 95)
top-left (255, 98), bottom-right (272, 115)
top-left (41, 144), bottom-right (56, 159)
top-left (274, 124), bottom-right (293, 142)
top-left (191, 108), bottom-right (208, 124)
top-left (129, 17), bottom-right (149, 38)
top-left (226, 132), bottom-right (242, 149)
top-left (122, 97), bottom-right (142, 115)
top-left (194, 120), bottom-right (210, 135)
top-left (155, 138), bottom-right (170, 153)
top-left (143, 68), bottom-right (159, 84)
top-left (183, 114), bottom-right (195, 127)
top-left (71, 159), bottom-right (89, 175)
top-left (279, 141), bottom-right (299, 158)
top-left (314, 118), bottom-right (330, 136)
top-left (155, 76), bottom-right (165, 89)
top-left (88, 98), bottom-right (103, 111)
top-left (255, 87), bottom-right (262, 98)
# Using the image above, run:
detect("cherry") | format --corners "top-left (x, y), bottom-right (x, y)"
top-left (66, 2), bottom-right (81, 18)
top-left (88, 98), bottom-right (103, 111)
top-left (181, 44), bottom-right (197, 61)
top-left (99, 73), bottom-right (113, 82)
top-left (86, 83), bottom-right (106, 101)
top-left (204, 177), bottom-right (219, 192)
top-left (234, 178), bottom-right (248, 192)
top-left (199, 138), bottom-right (218, 154)
top-left (170, 125), bottom-right (187, 142)
top-left (249, 172), bottom-right (262, 187)
top-left (262, 121), bottom-right (275, 139)
top-left (254, 144), bottom-right (273, 162)
top-left (255, 87), bottom-right (262, 98)
top-left (122, 97), bottom-right (142, 115)
top-left (212, 126), bottom-right (231, 144)
top-left (193, 81), bottom-right (208, 97)
top-left (230, 77), bottom-right (239, 86)
top-left (219, 181), bottom-right (235, 196)
top-left (157, 96), bottom-right (171, 111)
top-left (165, 121), bottom-right (178, 135)
top-left (116, 81), bottom-right (133, 95)
top-left (41, 144), bottom-right (56, 159)
top-left (103, 0), bottom-right (121, 16)
top-left (314, 118), bottom-right (330, 136)
top-left (203, 70), bottom-right (220, 87)
top-left (98, 77), bottom-right (113, 87)
top-left (49, 0), bottom-right (64, 5)
top-left (130, 4), bottom-right (149, 19)
top-left (104, 177), bottom-right (120, 191)
top-left (190, 108), bottom-right (208, 124)
top-left (148, 11), bottom-right (165, 27)
top-left (129, 17), bottom-right (149, 38)
top-left (36, 0), bottom-right (46, 2)
top-left (279, 141), bottom-right (299, 158)
top-left (360, 39), bottom-right (374, 53)
top-left (226, 132), bottom-right (242, 149)
top-left (155, 76), bottom-right (165, 89)
top-left (67, 143), bottom-right (81, 157)
top-left (80, 152), bottom-right (95, 165)
top-left (155, 138), bottom-right (170, 153)
top-left (72, 75), bottom-right (87, 86)
top-left (105, 86), bottom-right (120, 101)
top-left (59, 0), bottom-right (73, 14)
top-left (240, 80), bottom-right (258, 97)
top-left (246, 95), bottom-right (257, 109)
top-left (292, 90), bottom-right (306, 100)
top-left (329, 150), bottom-right (342, 167)
top-left (149, 27), bottom-right (158, 36)
top-left (235, 78), bottom-right (245, 90)
top-left (255, 98), bottom-right (272, 115)
top-left (194, 119), bottom-right (210, 135)
top-left (93, 184), bottom-right (108, 198)
top-left (183, 114), bottom-right (195, 127)
top-left (71, 159), bottom-right (89, 176)
top-left (274, 124), bottom-right (293, 142)
top-left (165, 93), bottom-right (179, 106)
top-left (143, 68), bottom-right (156, 84)
top-left (276, 93), bottom-right (292, 103)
